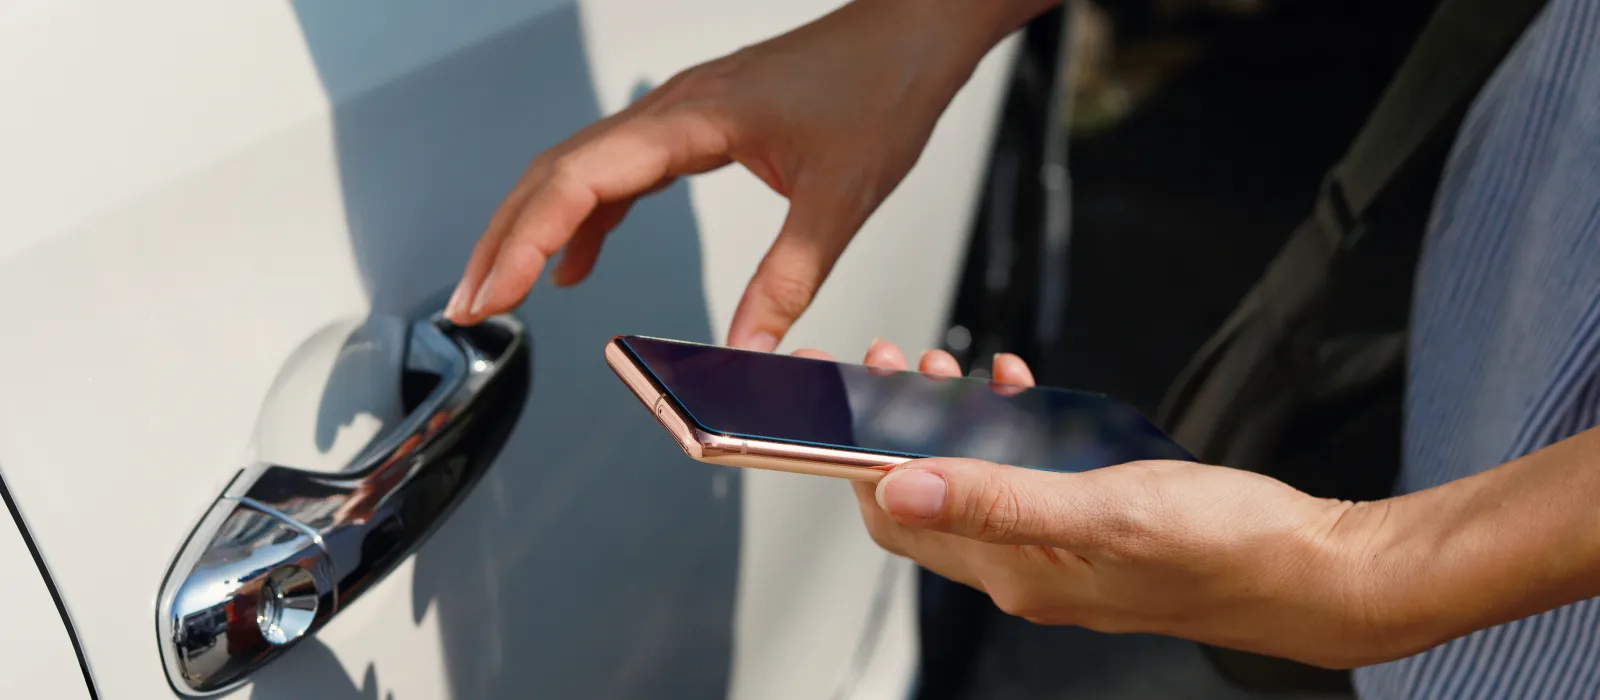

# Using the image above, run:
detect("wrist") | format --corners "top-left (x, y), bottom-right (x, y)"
top-left (1313, 496), bottom-right (1443, 667)
top-left (924, 0), bottom-right (1062, 52)
top-left (859, 0), bottom-right (1060, 72)
top-left (1365, 435), bottom-right (1600, 661)
top-left (1247, 496), bottom-right (1413, 669)
top-left (1325, 465), bottom-right (1561, 667)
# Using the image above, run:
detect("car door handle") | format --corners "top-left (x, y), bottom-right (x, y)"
top-left (157, 313), bottom-right (529, 696)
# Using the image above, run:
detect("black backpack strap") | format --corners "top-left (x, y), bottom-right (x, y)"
top-left (1158, 0), bottom-right (1547, 434)
top-left (1316, 0), bottom-right (1548, 251)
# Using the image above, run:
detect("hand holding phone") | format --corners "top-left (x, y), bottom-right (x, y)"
top-left (611, 336), bottom-right (1396, 672)
top-left (607, 335), bottom-right (1192, 481)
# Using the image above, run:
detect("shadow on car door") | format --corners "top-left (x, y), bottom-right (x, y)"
top-left (270, 3), bottom-right (743, 698)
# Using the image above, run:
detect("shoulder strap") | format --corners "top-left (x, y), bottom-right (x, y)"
top-left (1315, 0), bottom-right (1547, 249)
top-left (1156, 0), bottom-right (1547, 437)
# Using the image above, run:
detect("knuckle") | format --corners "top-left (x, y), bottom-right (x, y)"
top-left (546, 154), bottom-right (582, 184)
top-left (674, 70), bottom-right (720, 100)
top-left (524, 155), bottom-right (552, 181)
top-left (1078, 469), bottom-right (1163, 552)
top-left (754, 267), bottom-right (819, 321)
top-left (652, 69), bottom-right (695, 98)
top-left (664, 59), bottom-right (739, 103)
top-left (669, 102), bottom-right (736, 148)
top-left (693, 55), bottom-right (742, 88)
top-left (539, 162), bottom-right (596, 207)
top-left (966, 474), bottom-right (1024, 543)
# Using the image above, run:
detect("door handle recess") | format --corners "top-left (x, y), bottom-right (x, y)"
top-left (157, 314), bottom-right (529, 696)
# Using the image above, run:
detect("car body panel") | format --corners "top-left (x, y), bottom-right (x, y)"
top-left (0, 477), bottom-right (94, 700)
top-left (0, 1), bottom-right (1015, 697)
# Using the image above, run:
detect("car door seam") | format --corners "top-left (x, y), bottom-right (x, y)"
top-left (828, 554), bottom-right (904, 700)
top-left (0, 466), bottom-right (102, 700)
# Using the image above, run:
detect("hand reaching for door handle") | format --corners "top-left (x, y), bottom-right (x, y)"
top-left (444, 0), bottom-right (1061, 351)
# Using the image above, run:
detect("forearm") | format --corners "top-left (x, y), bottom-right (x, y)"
top-left (861, 0), bottom-right (1063, 79)
top-left (806, 0), bottom-right (1059, 125)
top-left (928, 0), bottom-right (1065, 50)
top-left (1360, 425), bottom-right (1600, 656)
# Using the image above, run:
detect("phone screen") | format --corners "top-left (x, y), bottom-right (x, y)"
top-left (620, 336), bottom-right (1194, 472)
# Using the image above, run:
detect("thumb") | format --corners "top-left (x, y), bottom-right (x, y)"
top-left (727, 189), bottom-right (861, 352)
top-left (874, 459), bottom-right (1091, 546)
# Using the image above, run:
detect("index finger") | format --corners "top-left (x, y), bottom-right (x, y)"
top-left (450, 109), bottom-right (733, 324)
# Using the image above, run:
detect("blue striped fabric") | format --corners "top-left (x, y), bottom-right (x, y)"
top-left (1352, 0), bottom-right (1600, 697)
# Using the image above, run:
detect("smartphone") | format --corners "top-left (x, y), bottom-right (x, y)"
top-left (606, 335), bottom-right (1195, 482)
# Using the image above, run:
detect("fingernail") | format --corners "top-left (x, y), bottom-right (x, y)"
top-left (445, 282), bottom-right (468, 320)
top-left (877, 470), bottom-right (946, 519)
top-left (739, 332), bottom-right (778, 353)
top-left (469, 268), bottom-right (497, 317)
top-left (865, 336), bottom-right (884, 359)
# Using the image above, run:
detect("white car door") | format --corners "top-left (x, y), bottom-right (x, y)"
top-left (0, 1), bottom-right (1015, 698)
top-left (0, 478), bottom-right (93, 700)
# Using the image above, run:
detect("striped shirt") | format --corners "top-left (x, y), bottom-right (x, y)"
top-left (1352, 0), bottom-right (1600, 697)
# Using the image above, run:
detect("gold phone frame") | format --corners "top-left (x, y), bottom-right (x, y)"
top-left (606, 337), bottom-right (906, 482)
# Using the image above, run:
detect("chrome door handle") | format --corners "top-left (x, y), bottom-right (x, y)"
top-left (157, 314), bottom-right (529, 696)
